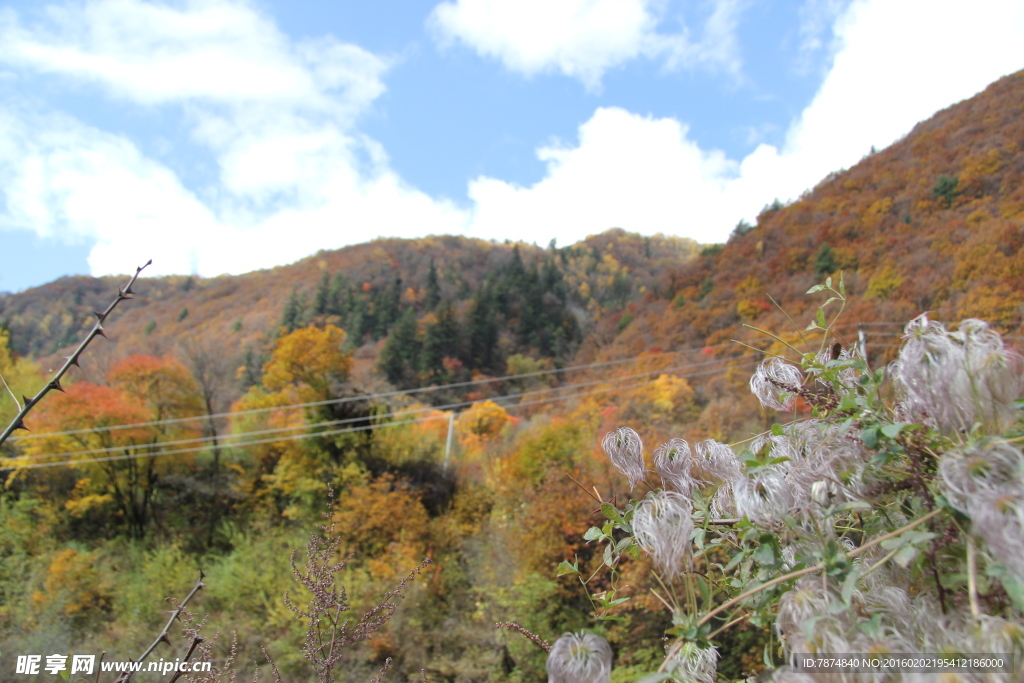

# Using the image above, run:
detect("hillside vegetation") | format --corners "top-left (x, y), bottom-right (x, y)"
top-left (1, 70), bottom-right (1023, 682)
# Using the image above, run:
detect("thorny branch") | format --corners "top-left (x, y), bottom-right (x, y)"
top-left (0, 260), bottom-right (152, 447)
top-left (114, 571), bottom-right (205, 682)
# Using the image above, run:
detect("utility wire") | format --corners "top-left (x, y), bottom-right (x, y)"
top-left (9, 356), bottom-right (738, 462)
top-left (7, 342), bottom-right (735, 442)
top-left (5, 359), bottom-right (761, 471)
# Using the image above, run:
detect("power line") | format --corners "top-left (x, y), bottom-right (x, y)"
top-left (7, 342), bottom-right (736, 442)
top-left (9, 357), bottom-right (735, 462)
top-left (4, 359), bottom-right (761, 471)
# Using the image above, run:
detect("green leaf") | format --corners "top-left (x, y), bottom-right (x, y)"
top-left (880, 423), bottom-right (906, 439)
top-left (839, 271), bottom-right (846, 296)
top-left (825, 276), bottom-right (833, 289)
top-left (1000, 572), bottom-right (1024, 613)
top-left (724, 550), bottom-right (748, 572)
top-left (833, 501), bottom-right (872, 513)
top-left (893, 545), bottom-right (919, 568)
top-left (584, 527), bottom-right (604, 541)
top-left (556, 560), bottom-right (579, 576)
top-left (841, 570), bottom-right (859, 606)
top-left (601, 503), bottom-right (624, 525)
top-left (771, 423), bottom-right (785, 436)
top-left (753, 544), bottom-right (776, 567)
top-left (861, 426), bottom-right (879, 449)
top-left (807, 284), bottom-right (826, 294)
top-left (695, 574), bottom-right (711, 603)
top-left (816, 308), bottom-right (827, 329)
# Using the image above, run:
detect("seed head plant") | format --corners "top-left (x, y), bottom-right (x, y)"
top-left (547, 274), bottom-right (1024, 681)
top-left (546, 630), bottom-right (613, 683)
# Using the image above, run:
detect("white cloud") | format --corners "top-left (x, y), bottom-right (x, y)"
top-left (465, 0), bottom-right (1024, 244)
top-left (0, 0), bottom-right (386, 114)
top-left (0, 0), bottom-right (468, 278)
top-left (1, 0), bottom-right (1022, 285)
top-left (465, 107), bottom-right (738, 245)
top-left (428, 0), bottom-right (742, 90)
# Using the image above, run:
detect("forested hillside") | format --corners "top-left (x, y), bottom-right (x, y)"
top-left (1, 70), bottom-right (1023, 682)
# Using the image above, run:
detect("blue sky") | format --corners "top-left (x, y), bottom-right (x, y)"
top-left (0, 0), bottom-right (1022, 292)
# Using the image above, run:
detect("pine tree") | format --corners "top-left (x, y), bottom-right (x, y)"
top-left (420, 301), bottom-right (459, 383)
top-left (377, 307), bottom-right (419, 388)
top-left (280, 288), bottom-right (307, 332)
top-left (426, 258), bottom-right (441, 311)
top-left (328, 272), bottom-right (350, 317)
top-left (815, 243), bottom-right (836, 277)
top-left (313, 271), bottom-right (331, 316)
top-left (469, 290), bottom-right (498, 371)
top-left (373, 276), bottom-right (403, 339)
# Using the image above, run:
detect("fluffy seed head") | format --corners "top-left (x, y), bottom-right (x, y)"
top-left (751, 357), bottom-right (804, 412)
top-left (653, 439), bottom-right (695, 494)
top-left (891, 315), bottom-right (1024, 433)
top-left (546, 631), bottom-right (612, 683)
top-left (632, 490), bottom-right (694, 580)
top-left (694, 439), bottom-right (742, 485)
top-left (602, 427), bottom-right (647, 490)
top-left (666, 642), bottom-right (718, 683)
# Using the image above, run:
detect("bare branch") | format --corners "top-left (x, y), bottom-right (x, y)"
top-left (0, 260), bottom-right (151, 447)
top-left (113, 570), bottom-right (204, 682)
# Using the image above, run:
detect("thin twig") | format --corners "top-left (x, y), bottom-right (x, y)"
top-left (0, 370), bottom-right (21, 411)
top-left (565, 472), bottom-right (602, 503)
top-left (114, 571), bottom-right (204, 682)
top-left (659, 506), bottom-right (946, 671)
top-left (166, 636), bottom-right (204, 683)
top-left (0, 260), bottom-right (151, 447)
top-left (495, 622), bottom-right (551, 653)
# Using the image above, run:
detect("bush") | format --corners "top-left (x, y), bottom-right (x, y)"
top-left (544, 275), bottom-right (1024, 681)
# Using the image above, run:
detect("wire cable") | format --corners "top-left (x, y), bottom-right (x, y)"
top-left (7, 341), bottom-right (737, 442)
top-left (3, 356), bottom-right (762, 470)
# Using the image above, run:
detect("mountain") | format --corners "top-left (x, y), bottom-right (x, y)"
top-left (3, 66), bottom-right (1024, 683)
top-left (589, 68), bottom-right (1024, 366)
top-left (0, 230), bottom-right (700, 389)
top-left (3, 70), bottom-right (1024, 393)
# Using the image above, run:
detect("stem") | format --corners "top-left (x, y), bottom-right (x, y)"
top-left (847, 507), bottom-right (944, 559)
top-left (707, 612), bottom-right (751, 641)
top-left (741, 325), bottom-right (805, 356)
top-left (858, 546), bottom-right (900, 580)
top-left (967, 536), bottom-right (980, 618)
top-left (0, 261), bottom-right (151, 447)
top-left (767, 293), bottom-right (810, 351)
top-left (659, 506), bottom-right (947, 671)
top-left (114, 572), bottom-right (204, 682)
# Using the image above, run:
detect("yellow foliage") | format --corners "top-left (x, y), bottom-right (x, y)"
top-left (734, 277), bottom-right (763, 296)
top-left (865, 264), bottom-right (904, 301)
top-left (956, 285), bottom-right (1022, 324)
top-left (333, 475), bottom-right (429, 581)
top-left (262, 324), bottom-right (352, 400)
top-left (962, 148), bottom-right (1001, 179)
top-left (65, 479), bottom-right (115, 517)
top-left (0, 330), bottom-right (45, 429)
top-left (458, 400), bottom-right (511, 439)
top-left (863, 197), bottom-right (893, 228)
top-left (32, 548), bottom-right (112, 619)
top-left (966, 209), bottom-right (992, 227)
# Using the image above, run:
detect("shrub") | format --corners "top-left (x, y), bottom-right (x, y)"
top-left (547, 275), bottom-right (1024, 681)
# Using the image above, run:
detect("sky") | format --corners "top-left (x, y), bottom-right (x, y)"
top-left (0, 0), bottom-right (1022, 292)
